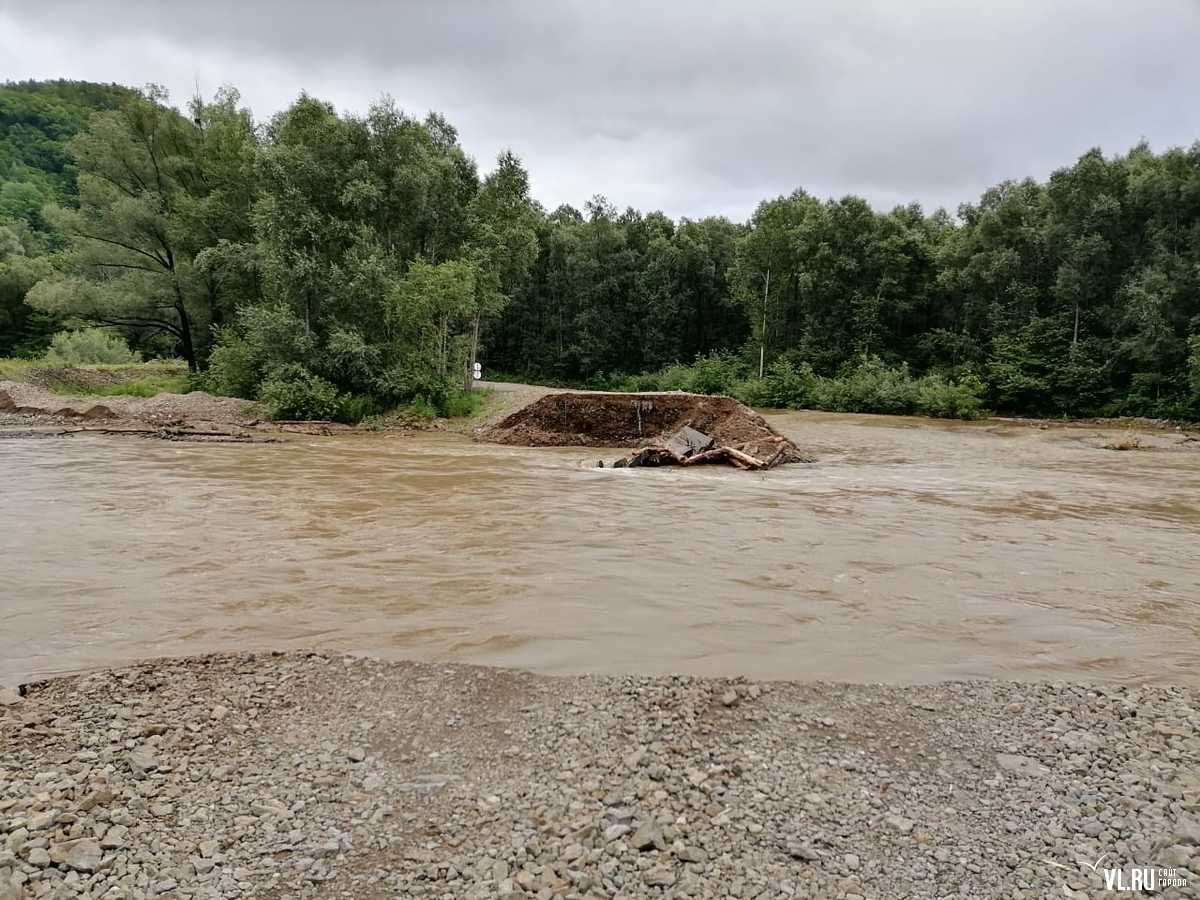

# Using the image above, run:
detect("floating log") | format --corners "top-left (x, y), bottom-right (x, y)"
top-left (615, 429), bottom-right (776, 471)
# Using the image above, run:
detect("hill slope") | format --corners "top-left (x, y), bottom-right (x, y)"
top-left (0, 79), bottom-right (138, 226)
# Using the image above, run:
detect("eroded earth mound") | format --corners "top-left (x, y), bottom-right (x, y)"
top-left (477, 391), bottom-right (810, 467)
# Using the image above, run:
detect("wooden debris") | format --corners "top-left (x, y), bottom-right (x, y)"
top-left (613, 426), bottom-right (793, 471)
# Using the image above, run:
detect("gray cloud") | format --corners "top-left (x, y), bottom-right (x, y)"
top-left (2, 0), bottom-right (1199, 220)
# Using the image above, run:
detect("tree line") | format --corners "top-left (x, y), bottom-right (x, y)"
top-left (2, 79), bottom-right (1198, 420)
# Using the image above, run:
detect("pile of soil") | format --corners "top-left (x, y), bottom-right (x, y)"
top-left (0, 385), bottom-right (119, 422)
top-left (477, 391), bottom-right (811, 465)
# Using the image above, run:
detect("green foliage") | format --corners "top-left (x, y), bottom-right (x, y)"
top-left (914, 373), bottom-right (986, 419)
top-left (204, 304), bottom-right (314, 399)
top-left (488, 141), bottom-right (1200, 422)
top-left (810, 358), bottom-right (923, 415)
top-left (7, 78), bottom-right (1200, 421)
top-left (26, 86), bottom-right (259, 371)
top-left (204, 336), bottom-right (261, 399)
top-left (258, 366), bottom-right (342, 420)
top-left (485, 206), bottom-right (746, 381)
top-left (0, 221), bottom-right (58, 357)
top-left (684, 352), bottom-right (747, 395)
top-left (598, 352), bottom-right (749, 396)
top-left (0, 80), bottom-right (137, 227)
top-left (209, 96), bottom-right (534, 416)
top-left (405, 397), bottom-right (439, 419)
top-left (745, 359), bottom-right (820, 408)
top-left (43, 328), bottom-right (140, 364)
top-left (441, 389), bottom-right (486, 418)
top-left (623, 354), bottom-right (986, 419)
top-left (334, 394), bottom-right (382, 424)
top-left (1188, 335), bottom-right (1200, 416)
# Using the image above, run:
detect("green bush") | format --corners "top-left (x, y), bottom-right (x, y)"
top-left (612, 353), bottom-right (987, 419)
top-left (820, 357), bottom-right (920, 414)
top-left (1188, 335), bottom-right (1200, 417)
top-left (43, 328), bottom-right (139, 365)
top-left (683, 352), bottom-right (746, 395)
top-left (653, 364), bottom-right (693, 392)
top-left (406, 397), bottom-right (439, 419)
top-left (751, 359), bottom-right (819, 408)
top-left (335, 394), bottom-right (382, 424)
top-left (372, 360), bottom-right (451, 411)
top-left (915, 372), bottom-right (986, 419)
top-left (324, 328), bottom-right (379, 395)
top-left (204, 332), bottom-right (259, 398)
top-left (258, 366), bottom-right (343, 420)
top-left (441, 389), bottom-right (486, 418)
top-left (205, 305), bottom-right (315, 399)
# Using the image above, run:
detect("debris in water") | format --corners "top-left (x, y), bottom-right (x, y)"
top-left (618, 428), bottom-right (794, 470)
top-left (478, 391), bottom-right (811, 470)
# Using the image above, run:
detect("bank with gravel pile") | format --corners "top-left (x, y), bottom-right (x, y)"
top-left (1, 653), bottom-right (1197, 900)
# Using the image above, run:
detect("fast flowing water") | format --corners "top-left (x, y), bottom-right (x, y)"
top-left (2, 412), bottom-right (1199, 687)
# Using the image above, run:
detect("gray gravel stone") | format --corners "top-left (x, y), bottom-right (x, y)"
top-left (2, 651), bottom-right (1196, 900)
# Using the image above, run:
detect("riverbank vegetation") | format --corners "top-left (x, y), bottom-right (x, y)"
top-left (511, 353), bottom-right (987, 419)
top-left (3, 79), bottom-right (1200, 421)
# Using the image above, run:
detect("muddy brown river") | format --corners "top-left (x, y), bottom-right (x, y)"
top-left (2, 412), bottom-right (1199, 687)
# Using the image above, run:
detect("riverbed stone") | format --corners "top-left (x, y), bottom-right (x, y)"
top-left (631, 822), bottom-right (664, 851)
top-left (49, 839), bottom-right (101, 873)
top-left (995, 753), bottom-right (1048, 776)
top-left (1175, 818), bottom-right (1200, 846)
top-left (99, 826), bottom-right (127, 850)
top-left (0, 651), bottom-right (1195, 900)
top-left (126, 750), bottom-right (159, 778)
top-left (644, 865), bottom-right (676, 886)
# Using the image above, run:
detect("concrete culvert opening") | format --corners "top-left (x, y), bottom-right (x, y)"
top-left (477, 391), bottom-right (812, 469)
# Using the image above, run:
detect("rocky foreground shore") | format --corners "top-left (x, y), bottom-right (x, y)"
top-left (1, 654), bottom-right (1197, 900)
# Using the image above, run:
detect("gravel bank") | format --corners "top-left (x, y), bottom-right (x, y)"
top-left (1, 653), bottom-right (1197, 900)
top-left (0, 381), bottom-right (259, 427)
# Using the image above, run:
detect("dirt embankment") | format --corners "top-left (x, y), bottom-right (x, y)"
top-left (15, 364), bottom-right (185, 392)
top-left (477, 390), bottom-right (812, 465)
top-left (0, 381), bottom-right (358, 441)
top-left (0, 380), bottom-right (256, 425)
top-left (0, 380), bottom-right (277, 442)
top-left (1, 653), bottom-right (1197, 900)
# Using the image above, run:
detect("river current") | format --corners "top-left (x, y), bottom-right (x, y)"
top-left (2, 411), bottom-right (1198, 686)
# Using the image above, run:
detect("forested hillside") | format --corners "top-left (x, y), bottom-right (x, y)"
top-left (0, 80), bottom-right (135, 354)
top-left (0, 80), bottom-right (135, 223)
top-left (2, 79), bottom-right (1199, 420)
top-left (486, 148), bottom-right (1200, 420)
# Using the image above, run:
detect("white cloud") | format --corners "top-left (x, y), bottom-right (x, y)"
top-left (3, 0), bottom-right (1199, 219)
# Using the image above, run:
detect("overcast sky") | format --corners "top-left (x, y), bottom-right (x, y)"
top-left (3, 1), bottom-right (1199, 220)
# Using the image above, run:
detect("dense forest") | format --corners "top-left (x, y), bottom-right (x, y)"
top-left (2, 79), bottom-right (1198, 420)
